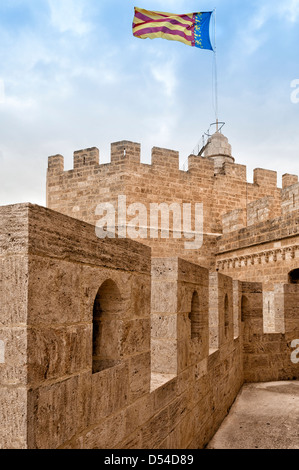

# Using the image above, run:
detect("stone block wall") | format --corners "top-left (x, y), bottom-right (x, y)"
top-left (0, 204), bottom-right (29, 449)
top-left (262, 285), bottom-right (285, 334)
top-left (222, 209), bottom-right (246, 235)
top-left (282, 174), bottom-right (298, 189)
top-left (0, 203), bottom-right (152, 449)
top-left (208, 272), bottom-right (235, 351)
top-left (0, 203), bottom-right (245, 449)
top-left (247, 196), bottom-right (276, 226)
top-left (253, 168), bottom-right (277, 189)
top-left (242, 282), bottom-right (299, 383)
top-left (151, 258), bottom-right (209, 377)
top-left (216, 210), bottom-right (299, 288)
top-left (282, 182), bottom-right (299, 215)
top-left (46, 140), bottom-right (284, 270)
top-left (1, 203), bottom-right (299, 449)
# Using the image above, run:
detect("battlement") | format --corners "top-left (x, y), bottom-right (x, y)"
top-left (3, 123), bottom-right (299, 449)
top-left (253, 168), bottom-right (277, 188)
top-left (47, 140), bottom-right (288, 190)
top-left (47, 141), bottom-right (183, 174)
top-left (218, 209), bottom-right (299, 254)
top-left (74, 147), bottom-right (99, 168)
top-left (46, 138), bottom-right (298, 272)
top-left (111, 140), bottom-right (141, 165)
top-left (46, 140), bottom-right (287, 190)
top-left (282, 173), bottom-right (298, 189)
top-left (48, 154), bottom-right (64, 172)
top-left (187, 154), bottom-right (215, 177)
top-left (151, 146), bottom-right (179, 170)
top-left (221, 162), bottom-right (246, 180)
top-left (282, 181), bottom-right (299, 215)
top-left (1, 202), bottom-right (299, 448)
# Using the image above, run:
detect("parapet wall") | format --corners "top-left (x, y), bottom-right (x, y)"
top-left (1, 203), bottom-right (299, 449)
top-left (0, 203), bottom-right (243, 449)
top-left (242, 282), bottom-right (299, 382)
top-left (216, 209), bottom-right (299, 287)
top-left (282, 181), bottom-right (299, 215)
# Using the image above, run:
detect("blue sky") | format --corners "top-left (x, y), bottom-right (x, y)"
top-left (0, 0), bottom-right (299, 205)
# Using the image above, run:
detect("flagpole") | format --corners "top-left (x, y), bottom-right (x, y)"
top-left (213, 8), bottom-right (219, 132)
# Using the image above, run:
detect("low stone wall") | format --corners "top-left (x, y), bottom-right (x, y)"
top-left (242, 282), bottom-right (299, 382)
top-left (0, 204), bottom-right (244, 449)
top-left (1, 203), bottom-right (298, 449)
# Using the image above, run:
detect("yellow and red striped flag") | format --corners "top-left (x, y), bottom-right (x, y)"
top-left (132, 7), bottom-right (213, 50)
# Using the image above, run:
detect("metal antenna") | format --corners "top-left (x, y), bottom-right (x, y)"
top-left (213, 8), bottom-right (219, 132)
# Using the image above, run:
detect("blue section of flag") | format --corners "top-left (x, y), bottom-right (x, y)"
top-left (194, 12), bottom-right (213, 50)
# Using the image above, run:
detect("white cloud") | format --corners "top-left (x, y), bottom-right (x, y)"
top-left (231, 0), bottom-right (299, 59)
top-left (3, 96), bottom-right (36, 111)
top-left (48, 0), bottom-right (92, 35)
top-left (0, 79), bottom-right (5, 104)
top-left (238, 5), bottom-right (270, 56)
top-left (252, 0), bottom-right (299, 25)
top-left (280, 0), bottom-right (299, 22)
top-left (150, 58), bottom-right (177, 98)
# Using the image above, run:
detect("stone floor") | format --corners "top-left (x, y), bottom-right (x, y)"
top-left (207, 381), bottom-right (299, 449)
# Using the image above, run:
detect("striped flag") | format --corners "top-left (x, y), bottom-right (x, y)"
top-left (132, 7), bottom-right (213, 50)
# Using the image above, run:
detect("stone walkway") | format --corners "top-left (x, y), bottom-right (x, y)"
top-left (207, 381), bottom-right (299, 449)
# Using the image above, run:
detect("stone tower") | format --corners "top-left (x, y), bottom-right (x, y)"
top-left (204, 131), bottom-right (234, 175)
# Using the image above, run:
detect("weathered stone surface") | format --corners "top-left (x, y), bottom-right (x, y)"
top-left (0, 327), bottom-right (27, 385)
top-left (84, 410), bottom-right (127, 449)
top-left (27, 324), bottom-right (91, 384)
top-left (0, 387), bottom-right (27, 449)
top-left (2, 128), bottom-right (299, 450)
top-left (28, 257), bottom-right (82, 324)
top-left (0, 256), bottom-right (28, 325)
top-left (129, 352), bottom-right (151, 402)
top-left (27, 203), bottom-right (151, 275)
top-left (27, 376), bottom-right (82, 449)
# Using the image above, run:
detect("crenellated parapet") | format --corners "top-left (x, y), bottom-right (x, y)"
top-left (111, 140), bottom-right (141, 165)
top-left (46, 139), bottom-right (289, 190)
top-left (151, 146), bottom-right (179, 170)
top-left (282, 173), bottom-right (298, 189)
top-left (48, 154), bottom-right (64, 173)
top-left (46, 138), bottom-right (298, 274)
top-left (253, 168), bottom-right (277, 188)
top-left (47, 141), bottom-right (182, 174)
top-left (282, 180), bottom-right (299, 215)
top-left (187, 154), bottom-right (215, 178)
top-left (0, 202), bottom-right (299, 448)
top-left (221, 176), bottom-right (299, 235)
top-left (73, 147), bottom-right (99, 169)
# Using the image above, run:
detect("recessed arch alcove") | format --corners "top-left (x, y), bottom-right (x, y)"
top-left (224, 294), bottom-right (229, 338)
top-left (288, 269), bottom-right (299, 284)
top-left (189, 291), bottom-right (200, 340)
top-left (241, 295), bottom-right (249, 322)
top-left (92, 278), bottom-right (123, 374)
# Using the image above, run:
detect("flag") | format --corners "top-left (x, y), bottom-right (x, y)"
top-left (132, 7), bottom-right (213, 50)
